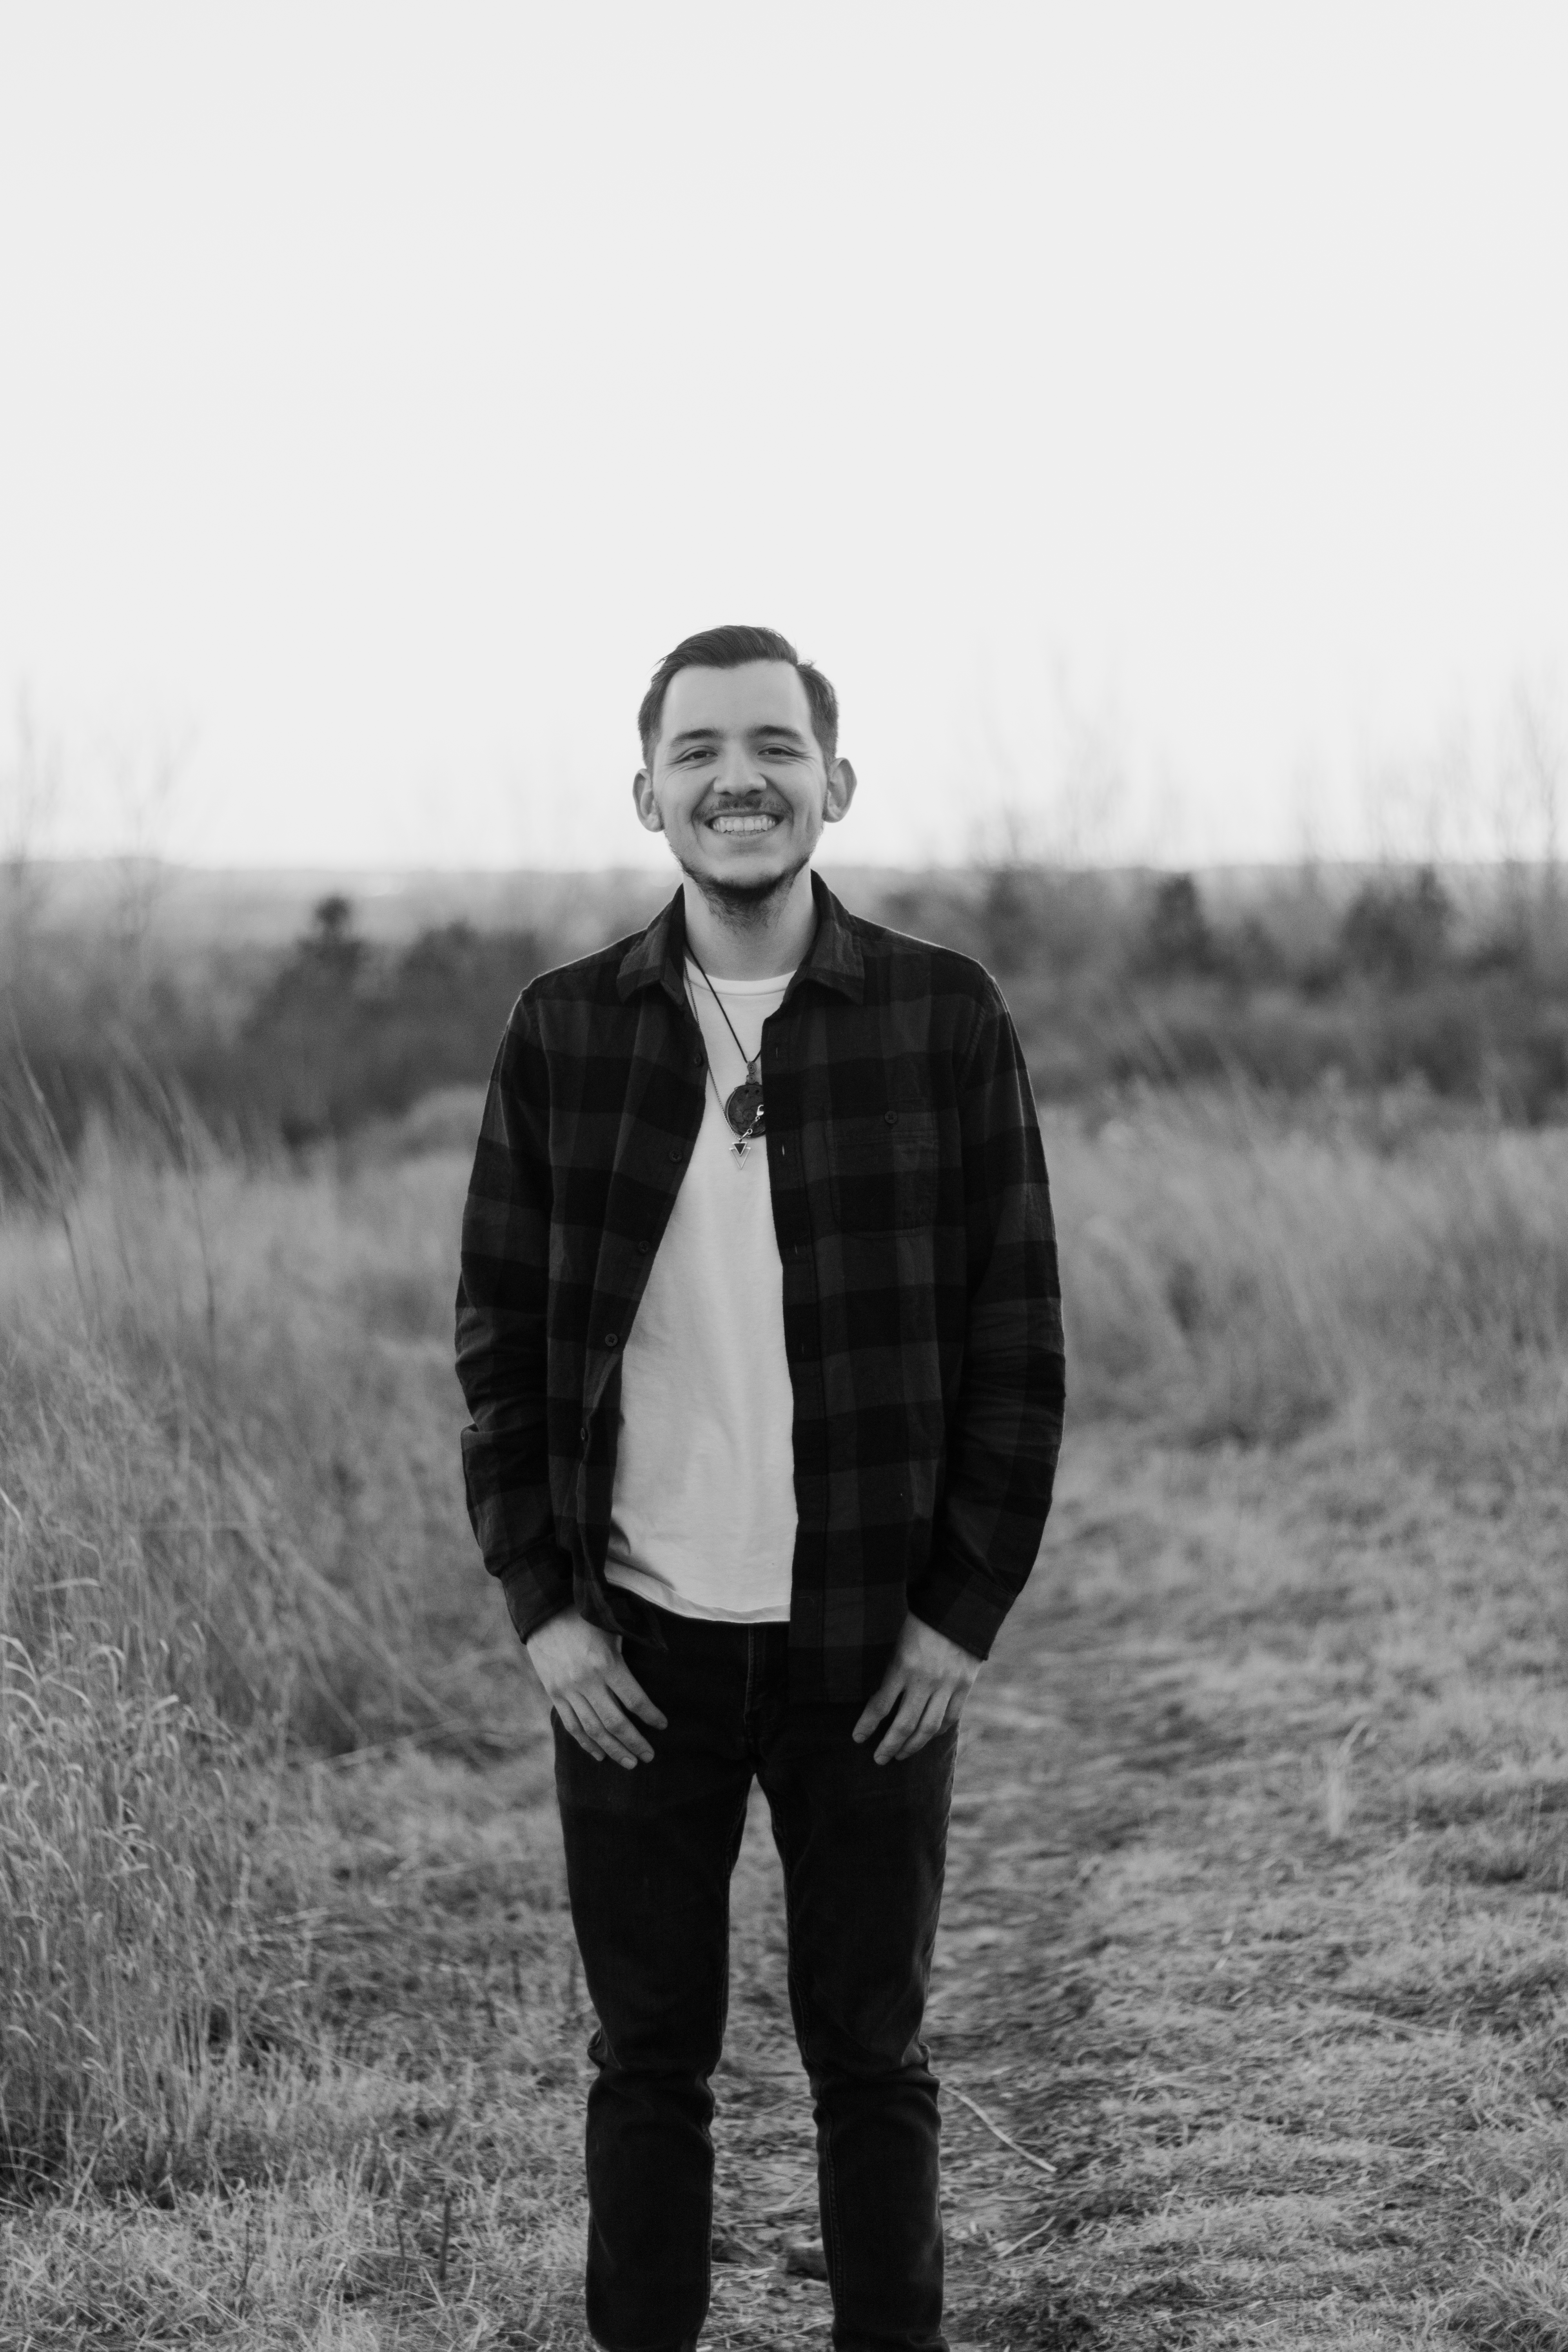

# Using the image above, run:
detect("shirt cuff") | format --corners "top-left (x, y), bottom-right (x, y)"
top-left (500, 1553), bottom-right (576, 1646)
top-left (906, 1557), bottom-right (1012, 1662)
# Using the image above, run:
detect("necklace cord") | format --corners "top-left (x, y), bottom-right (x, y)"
top-left (686, 947), bottom-right (760, 1075)
top-left (685, 951), bottom-right (766, 1148)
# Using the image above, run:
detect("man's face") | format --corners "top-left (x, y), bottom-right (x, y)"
top-left (633, 661), bottom-right (855, 903)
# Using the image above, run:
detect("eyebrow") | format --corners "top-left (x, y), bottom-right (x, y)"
top-left (666, 722), bottom-right (812, 749)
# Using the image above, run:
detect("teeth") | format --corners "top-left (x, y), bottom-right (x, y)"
top-left (710, 814), bottom-right (779, 833)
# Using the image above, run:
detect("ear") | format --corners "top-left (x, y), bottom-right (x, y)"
top-left (822, 757), bottom-right (857, 825)
top-left (632, 768), bottom-right (664, 833)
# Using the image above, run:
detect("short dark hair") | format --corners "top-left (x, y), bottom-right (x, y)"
top-left (637, 625), bottom-right (839, 767)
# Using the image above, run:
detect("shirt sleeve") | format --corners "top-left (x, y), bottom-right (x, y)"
top-left (907, 983), bottom-right (1066, 1659)
top-left (454, 996), bottom-right (575, 1642)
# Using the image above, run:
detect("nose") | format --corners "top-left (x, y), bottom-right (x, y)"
top-left (710, 741), bottom-right (764, 797)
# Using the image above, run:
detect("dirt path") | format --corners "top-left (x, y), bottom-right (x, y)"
top-left (697, 1415), bottom-right (1566, 2350)
top-left (131, 1402), bottom-right (1556, 2352)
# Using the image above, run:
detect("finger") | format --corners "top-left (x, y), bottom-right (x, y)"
top-left (873, 1683), bottom-right (934, 1765)
top-left (890, 1687), bottom-right (953, 1761)
top-left (556, 1688), bottom-right (630, 1766)
top-left (853, 1678), bottom-right (902, 1745)
top-left (577, 1686), bottom-right (654, 1768)
top-left (585, 1717), bottom-right (649, 1768)
top-left (555, 1701), bottom-right (608, 1764)
top-left (606, 1662), bottom-right (668, 1731)
top-left (596, 1683), bottom-right (658, 1763)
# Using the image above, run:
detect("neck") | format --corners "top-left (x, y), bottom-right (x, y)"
top-left (681, 865), bottom-right (817, 980)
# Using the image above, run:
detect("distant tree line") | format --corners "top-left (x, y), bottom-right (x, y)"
top-left (228, 895), bottom-right (555, 1147)
top-left (0, 894), bottom-right (558, 1183)
top-left (4, 860), bottom-right (1568, 1189)
top-left (882, 860), bottom-right (1568, 1118)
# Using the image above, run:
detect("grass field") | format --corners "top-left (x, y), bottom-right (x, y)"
top-left (4, 1093), bottom-right (1568, 2348)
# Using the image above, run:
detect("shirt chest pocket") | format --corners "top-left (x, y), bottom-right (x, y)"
top-left (827, 1109), bottom-right (940, 1232)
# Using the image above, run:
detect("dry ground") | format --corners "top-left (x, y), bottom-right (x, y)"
top-left (11, 1401), bottom-right (1567, 2350)
top-left (7, 1107), bottom-right (1568, 2348)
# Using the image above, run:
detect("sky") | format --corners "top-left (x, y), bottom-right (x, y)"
top-left (1, 1), bottom-right (1566, 873)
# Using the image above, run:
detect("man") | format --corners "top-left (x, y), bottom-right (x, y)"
top-left (456, 625), bottom-right (1065, 2352)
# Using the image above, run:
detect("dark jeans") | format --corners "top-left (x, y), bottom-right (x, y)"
top-left (553, 1600), bottom-right (957, 2352)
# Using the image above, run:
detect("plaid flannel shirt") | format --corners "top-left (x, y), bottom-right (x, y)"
top-left (455, 873), bottom-right (1065, 1704)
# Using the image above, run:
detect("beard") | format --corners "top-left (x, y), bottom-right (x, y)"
top-left (676, 838), bottom-right (813, 926)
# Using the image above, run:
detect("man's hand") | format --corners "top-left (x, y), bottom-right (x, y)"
top-left (524, 1606), bottom-right (667, 1768)
top-left (852, 1613), bottom-right (982, 1765)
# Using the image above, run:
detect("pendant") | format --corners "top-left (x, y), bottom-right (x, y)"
top-left (720, 1053), bottom-right (764, 1165)
top-left (724, 1078), bottom-right (765, 1139)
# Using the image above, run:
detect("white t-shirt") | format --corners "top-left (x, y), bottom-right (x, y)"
top-left (605, 963), bottom-right (797, 1623)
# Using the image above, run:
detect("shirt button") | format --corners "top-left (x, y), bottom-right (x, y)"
top-left (579, 1423), bottom-right (588, 1443)
top-left (691, 1050), bottom-right (704, 1067)
top-left (604, 1332), bottom-right (619, 1348)
top-left (884, 1109), bottom-right (898, 1125)
top-left (637, 1238), bottom-right (651, 1256)
top-left (669, 1145), bottom-right (683, 1161)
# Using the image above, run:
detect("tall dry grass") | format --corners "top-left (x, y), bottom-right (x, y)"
top-left (0, 1642), bottom-right (250, 2190)
top-left (1053, 1089), bottom-right (1568, 1440)
top-left (0, 1118), bottom-right (517, 2196)
top-left (4, 1087), bottom-right (1568, 2205)
top-left (1, 1122), bottom-right (501, 1747)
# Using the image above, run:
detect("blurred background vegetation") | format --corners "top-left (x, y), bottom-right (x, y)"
top-left (4, 851), bottom-right (1568, 1183)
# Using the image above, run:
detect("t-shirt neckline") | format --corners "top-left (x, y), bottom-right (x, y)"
top-left (684, 959), bottom-right (796, 996)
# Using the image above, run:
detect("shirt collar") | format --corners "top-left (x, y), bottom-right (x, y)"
top-left (616, 869), bottom-right (866, 1005)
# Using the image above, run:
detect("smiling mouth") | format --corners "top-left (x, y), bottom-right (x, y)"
top-left (707, 812), bottom-right (782, 835)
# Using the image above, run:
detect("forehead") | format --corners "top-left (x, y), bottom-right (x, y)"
top-left (659, 661), bottom-right (815, 745)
